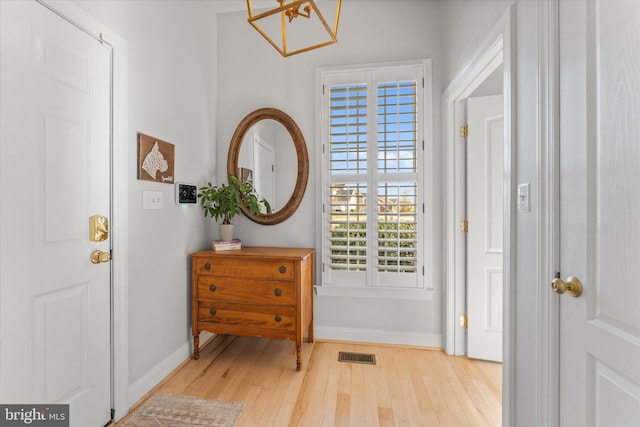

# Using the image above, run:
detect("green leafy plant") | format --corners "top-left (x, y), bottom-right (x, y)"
top-left (198, 175), bottom-right (271, 224)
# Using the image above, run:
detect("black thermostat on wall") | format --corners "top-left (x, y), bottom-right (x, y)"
top-left (175, 182), bottom-right (197, 204)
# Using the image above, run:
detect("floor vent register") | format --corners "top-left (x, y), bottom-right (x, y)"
top-left (338, 351), bottom-right (376, 365)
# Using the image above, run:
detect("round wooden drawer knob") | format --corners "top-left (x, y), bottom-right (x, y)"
top-left (274, 288), bottom-right (282, 297)
top-left (209, 284), bottom-right (217, 292)
top-left (274, 314), bottom-right (282, 323)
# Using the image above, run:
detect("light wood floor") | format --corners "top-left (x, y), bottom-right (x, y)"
top-left (126, 335), bottom-right (501, 427)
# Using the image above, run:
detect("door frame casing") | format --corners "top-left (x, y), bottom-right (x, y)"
top-left (536, 1), bottom-right (560, 425)
top-left (37, 0), bottom-right (130, 421)
top-left (442, 6), bottom-right (516, 426)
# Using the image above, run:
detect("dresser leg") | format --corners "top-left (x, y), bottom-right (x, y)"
top-left (193, 335), bottom-right (200, 360)
top-left (296, 344), bottom-right (302, 371)
top-left (308, 319), bottom-right (314, 343)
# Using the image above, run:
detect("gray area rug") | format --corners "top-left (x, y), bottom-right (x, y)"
top-left (119, 393), bottom-right (244, 426)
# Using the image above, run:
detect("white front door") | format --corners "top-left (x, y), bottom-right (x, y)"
top-left (466, 95), bottom-right (504, 362)
top-left (0, 2), bottom-right (112, 426)
top-left (558, 0), bottom-right (640, 425)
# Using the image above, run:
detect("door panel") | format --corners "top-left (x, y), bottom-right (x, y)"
top-left (0, 2), bottom-right (112, 426)
top-left (33, 283), bottom-right (90, 402)
top-left (44, 114), bottom-right (87, 242)
top-left (559, 0), bottom-right (640, 425)
top-left (467, 95), bottom-right (504, 362)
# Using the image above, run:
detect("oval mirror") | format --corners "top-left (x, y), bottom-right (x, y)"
top-left (227, 108), bottom-right (308, 225)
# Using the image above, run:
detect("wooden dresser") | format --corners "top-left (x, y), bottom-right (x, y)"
top-left (190, 247), bottom-right (314, 370)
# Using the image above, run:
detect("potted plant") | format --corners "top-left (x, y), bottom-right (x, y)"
top-left (198, 175), bottom-right (271, 241)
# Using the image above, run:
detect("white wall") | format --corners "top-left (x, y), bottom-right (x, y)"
top-left (513, 3), bottom-right (542, 424)
top-left (441, 0), bottom-right (516, 82)
top-left (72, 0), bottom-right (217, 406)
top-left (217, 1), bottom-right (445, 345)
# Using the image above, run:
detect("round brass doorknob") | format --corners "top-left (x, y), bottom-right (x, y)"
top-left (90, 250), bottom-right (111, 264)
top-left (551, 276), bottom-right (582, 297)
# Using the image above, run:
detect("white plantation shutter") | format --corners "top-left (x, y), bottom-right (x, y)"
top-left (377, 182), bottom-right (418, 273)
top-left (376, 80), bottom-right (419, 285)
top-left (329, 84), bottom-right (367, 175)
top-left (329, 183), bottom-right (367, 271)
top-left (328, 81), bottom-right (368, 276)
top-left (322, 63), bottom-right (427, 289)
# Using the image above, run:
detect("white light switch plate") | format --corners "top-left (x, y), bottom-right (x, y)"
top-left (143, 190), bottom-right (163, 210)
top-left (517, 183), bottom-right (530, 213)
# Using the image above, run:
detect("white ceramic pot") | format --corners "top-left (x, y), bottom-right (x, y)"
top-left (219, 224), bottom-right (235, 242)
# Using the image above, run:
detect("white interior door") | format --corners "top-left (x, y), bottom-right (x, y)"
top-left (558, 1), bottom-right (640, 425)
top-left (253, 135), bottom-right (276, 207)
top-left (466, 95), bottom-right (504, 362)
top-left (0, 2), bottom-right (112, 426)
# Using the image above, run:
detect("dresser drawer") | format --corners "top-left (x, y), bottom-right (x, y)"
top-left (195, 258), bottom-right (295, 281)
top-left (197, 276), bottom-right (295, 305)
top-left (198, 301), bottom-right (295, 331)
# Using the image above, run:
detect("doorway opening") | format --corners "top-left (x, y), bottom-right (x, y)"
top-left (465, 82), bottom-right (504, 363)
top-left (442, 7), bottom-right (516, 425)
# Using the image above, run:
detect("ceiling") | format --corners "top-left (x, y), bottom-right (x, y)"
top-left (212, 0), bottom-right (335, 14)
top-left (211, 1), bottom-right (280, 14)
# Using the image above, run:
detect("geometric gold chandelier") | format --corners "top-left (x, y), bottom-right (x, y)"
top-left (246, 0), bottom-right (342, 57)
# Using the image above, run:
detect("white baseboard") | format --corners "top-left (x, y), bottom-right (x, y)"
top-left (126, 341), bottom-right (191, 412)
top-left (314, 326), bottom-right (442, 348)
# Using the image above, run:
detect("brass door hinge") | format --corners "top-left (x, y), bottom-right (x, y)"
top-left (460, 315), bottom-right (468, 328)
top-left (460, 220), bottom-right (468, 233)
top-left (459, 124), bottom-right (468, 138)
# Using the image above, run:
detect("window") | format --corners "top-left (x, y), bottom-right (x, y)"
top-left (320, 61), bottom-right (431, 289)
